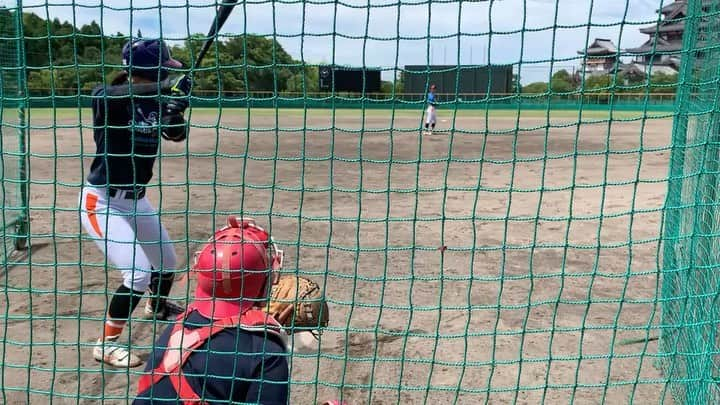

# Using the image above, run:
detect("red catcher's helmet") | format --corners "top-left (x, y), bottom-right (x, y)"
top-left (192, 216), bottom-right (283, 319)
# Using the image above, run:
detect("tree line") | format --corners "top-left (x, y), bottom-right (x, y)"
top-left (6, 10), bottom-right (321, 96)
top-left (521, 69), bottom-right (678, 100)
top-left (3, 9), bottom-right (678, 101)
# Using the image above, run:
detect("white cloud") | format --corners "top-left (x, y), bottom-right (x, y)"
top-left (4, 0), bottom-right (674, 84)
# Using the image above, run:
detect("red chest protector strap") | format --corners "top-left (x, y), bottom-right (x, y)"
top-left (136, 308), bottom-right (283, 405)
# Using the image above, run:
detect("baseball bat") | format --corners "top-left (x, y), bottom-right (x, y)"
top-left (168, 0), bottom-right (240, 94)
top-left (193, 0), bottom-right (240, 70)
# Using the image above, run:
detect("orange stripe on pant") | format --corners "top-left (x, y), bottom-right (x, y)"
top-left (85, 193), bottom-right (103, 237)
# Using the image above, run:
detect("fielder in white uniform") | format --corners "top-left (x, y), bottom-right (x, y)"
top-left (424, 84), bottom-right (438, 135)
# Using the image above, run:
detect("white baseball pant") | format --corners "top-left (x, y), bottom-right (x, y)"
top-left (79, 186), bottom-right (177, 291)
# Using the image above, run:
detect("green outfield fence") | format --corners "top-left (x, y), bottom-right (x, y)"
top-left (1, 0), bottom-right (719, 404)
top-left (15, 91), bottom-right (679, 111)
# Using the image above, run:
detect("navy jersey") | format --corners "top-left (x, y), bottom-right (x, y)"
top-left (86, 84), bottom-right (162, 189)
top-left (133, 310), bottom-right (289, 405)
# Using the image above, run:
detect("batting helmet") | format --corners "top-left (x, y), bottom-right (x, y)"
top-left (121, 38), bottom-right (182, 81)
top-left (192, 216), bottom-right (284, 319)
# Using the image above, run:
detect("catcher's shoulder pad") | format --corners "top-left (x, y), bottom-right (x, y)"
top-left (239, 309), bottom-right (288, 350)
top-left (240, 309), bottom-right (283, 331)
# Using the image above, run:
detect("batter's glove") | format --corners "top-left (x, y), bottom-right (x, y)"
top-left (169, 74), bottom-right (192, 95)
top-left (268, 275), bottom-right (329, 337)
top-left (159, 104), bottom-right (188, 142)
top-left (160, 74), bottom-right (191, 142)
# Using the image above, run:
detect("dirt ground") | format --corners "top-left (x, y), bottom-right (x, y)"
top-left (1, 108), bottom-right (675, 404)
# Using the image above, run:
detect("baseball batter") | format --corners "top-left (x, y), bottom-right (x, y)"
top-left (79, 38), bottom-right (190, 368)
top-left (424, 84), bottom-right (438, 135)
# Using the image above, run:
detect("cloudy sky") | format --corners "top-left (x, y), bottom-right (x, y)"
top-left (5, 0), bottom-right (672, 84)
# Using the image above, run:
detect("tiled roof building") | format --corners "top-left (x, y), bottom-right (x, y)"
top-left (577, 38), bottom-right (620, 76)
top-left (625, 1), bottom-right (687, 74)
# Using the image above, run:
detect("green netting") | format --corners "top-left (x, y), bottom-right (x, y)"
top-left (659, 0), bottom-right (720, 404)
top-left (2, 0), bottom-right (719, 404)
top-left (0, 2), bottom-right (27, 264)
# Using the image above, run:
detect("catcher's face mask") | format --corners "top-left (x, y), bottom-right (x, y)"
top-left (225, 216), bottom-right (284, 285)
top-left (192, 216), bottom-right (284, 274)
top-left (188, 216), bottom-right (285, 317)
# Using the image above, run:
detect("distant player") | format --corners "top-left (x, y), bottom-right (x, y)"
top-left (134, 216), bottom-right (290, 404)
top-left (424, 84), bottom-right (438, 135)
top-left (79, 38), bottom-right (190, 367)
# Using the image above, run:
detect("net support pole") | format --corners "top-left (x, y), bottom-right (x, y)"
top-left (13, 0), bottom-right (27, 251)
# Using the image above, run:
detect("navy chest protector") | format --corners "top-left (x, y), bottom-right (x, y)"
top-left (136, 306), bottom-right (286, 404)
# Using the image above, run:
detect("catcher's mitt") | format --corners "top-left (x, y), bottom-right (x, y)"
top-left (268, 275), bottom-right (329, 335)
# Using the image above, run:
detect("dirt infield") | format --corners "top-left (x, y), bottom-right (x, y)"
top-left (1, 108), bottom-right (674, 404)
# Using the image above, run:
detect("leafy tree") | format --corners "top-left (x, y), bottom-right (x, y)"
top-left (77, 21), bottom-right (102, 52)
top-left (522, 82), bottom-right (548, 94)
top-left (16, 12), bottom-right (321, 96)
top-left (583, 74), bottom-right (612, 91)
top-left (22, 12), bottom-right (50, 69)
top-left (618, 71), bottom-right (647, 90)
top-left (650, 72), bottom-right (678, 94)
top-left (285, 65), bottom-right (319, 94)
top-left (27, 70), bottom-right (51, 91)
top-left (550, 69), bottom-right (575, 93)
top-left (0, 7), bottom-right (13, 39)
top-left (304, 66), bottom-right (319, 93)
top-left (581, 74), bottom-right (613, 103)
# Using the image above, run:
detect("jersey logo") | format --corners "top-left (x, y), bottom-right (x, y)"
top-left (130, 106), bottom-right (159, 136)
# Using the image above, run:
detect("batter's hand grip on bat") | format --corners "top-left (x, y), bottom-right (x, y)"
top-left (170, 75), bottom-right (192, 96)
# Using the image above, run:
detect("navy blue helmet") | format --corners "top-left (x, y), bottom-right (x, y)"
top-left (121, 38), bottom-right (182, 81)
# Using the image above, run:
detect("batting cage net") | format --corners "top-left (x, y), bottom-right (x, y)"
top-left (0, 3), bottom-right (27, 264)
top-left (659, 1), bottom-right (720, 404)
top-left (0, 0), bottom-right (718, 404)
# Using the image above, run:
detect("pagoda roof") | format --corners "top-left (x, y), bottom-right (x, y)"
top-left (619, 63), bottom-right (679, 76)
top-left (577, 38), bottom-right (618, 56)
top-left (639, 21), bottom-right (684, 34)
top-left (659, 1), bottom-right (687, 16)
top-left (664, 4), bottom-right (687, 21)
top-left (626, 36), bottom-right (683, 53)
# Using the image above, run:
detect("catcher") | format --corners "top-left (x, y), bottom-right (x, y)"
top-left (134, 216), bottom-right (329, 404)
